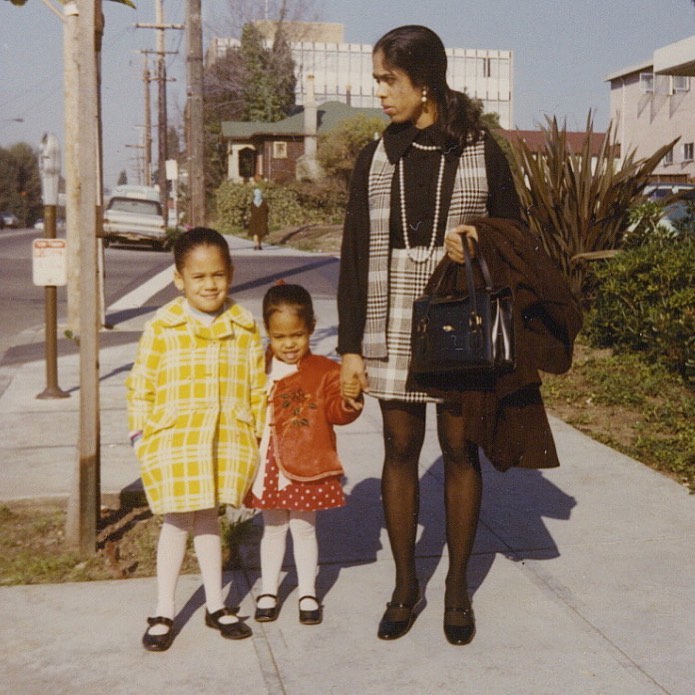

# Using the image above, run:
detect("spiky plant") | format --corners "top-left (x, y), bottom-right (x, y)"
top-left (507, 114), bottom-right (677, 297)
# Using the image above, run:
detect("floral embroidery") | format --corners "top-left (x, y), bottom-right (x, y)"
top-left (278, 388), bottom-right (317, 429)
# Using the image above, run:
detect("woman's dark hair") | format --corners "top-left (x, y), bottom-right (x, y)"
top-left (262, 283), bottom-right (316, 330)
top-left (172, 227), bottom-right (233, 272)
top-left (374, 25), bottom-right (484, 149)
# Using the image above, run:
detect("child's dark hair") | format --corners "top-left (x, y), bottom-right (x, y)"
top-left (262, 283), bottom-right (316, 330)
top-left (172, 227), bottom-right (233, 272)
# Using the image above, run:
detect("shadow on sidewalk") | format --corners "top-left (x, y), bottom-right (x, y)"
top-left (166, 457), bottom-right (577, 633)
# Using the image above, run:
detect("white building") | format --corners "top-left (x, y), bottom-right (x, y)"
top-left (208, 22), bottom-right (513, 129)
top-left (606, 35), bottom-right (695, 181)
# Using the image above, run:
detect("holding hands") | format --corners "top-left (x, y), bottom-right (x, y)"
top-left (340, 353), bottom-right (368, 411)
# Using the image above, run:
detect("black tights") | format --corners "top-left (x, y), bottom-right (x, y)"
top-left (380, 399), bottom-right (482, 608)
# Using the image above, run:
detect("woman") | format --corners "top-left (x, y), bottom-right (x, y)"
top-left (337, 25), bottom-right (522, 645)
top-left (248, 187), bottom-right (269, 250)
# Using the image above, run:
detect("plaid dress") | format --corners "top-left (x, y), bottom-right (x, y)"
top-left (126, 298), bottom-right (266, 514)
top-left (363, 138), bottom-right (489, 402)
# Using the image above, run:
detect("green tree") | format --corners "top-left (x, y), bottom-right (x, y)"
top-left (0, 142), bottom-right (41, 225)
top-left (267, 19), bottom-right (296, 120)
top-left (239, 23), bottom-right (296, 123)
top-left (317, 114), bottom-right (387, 191)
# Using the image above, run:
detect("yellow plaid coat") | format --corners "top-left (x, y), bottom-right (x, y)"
top-left (126, 297), bottom-right (266, 514)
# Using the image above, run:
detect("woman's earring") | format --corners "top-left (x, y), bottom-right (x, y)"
top-left (421, 88), bottom-right (427, 104)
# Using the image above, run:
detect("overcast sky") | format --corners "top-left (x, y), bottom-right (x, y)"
top-left (2, 0), bottom-right (694, 189)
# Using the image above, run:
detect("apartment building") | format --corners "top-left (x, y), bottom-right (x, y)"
top-left (606, 35), bottom-right (695, 182)
top-left (208, 21), bottom-right (513, 129)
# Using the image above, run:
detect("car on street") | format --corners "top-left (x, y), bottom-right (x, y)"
top-left (33, 218), bottom-right (66, 232)
top-left (0, 211), bottom-right (20, 228)
top-left (102, 185), bottom-right (168, 250)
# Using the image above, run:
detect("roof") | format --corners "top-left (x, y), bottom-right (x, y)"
top-left (605, 34), bottom-right (695, 81)
top-left (604, 59), bottom-right (654, 83)
top-left (495, 129), bottom-right (610, 157)
top-left (221, 101), bottom-right (387, 140)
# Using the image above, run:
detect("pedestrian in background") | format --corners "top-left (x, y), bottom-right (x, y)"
top-left (248, 187), bottom-right (269, 250)
top-left (245, 283), bottom-right (362, 626)
top-left (127, 227), bottom-right (266, 651)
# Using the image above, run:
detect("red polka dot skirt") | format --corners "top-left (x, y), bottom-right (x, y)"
top-left (244, 442), bottom-right (345, 512)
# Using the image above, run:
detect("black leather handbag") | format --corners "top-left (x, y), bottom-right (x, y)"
top-left (409, 239), bottom-right (515, 391)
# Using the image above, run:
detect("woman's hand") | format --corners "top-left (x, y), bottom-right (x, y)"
top-left (444, 224), bottom-right (478, 264)
top-left (340, 353), bottom-right (368, 409)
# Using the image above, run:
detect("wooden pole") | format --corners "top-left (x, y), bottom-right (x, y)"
top-left (156, 0), bottom-right (168, 216)
top-left (63, 1), bottom-right (80, 333)
top-left (65, 0), bottom-right (100, 553)
top-left (187, 0), bottom-right (205, 226)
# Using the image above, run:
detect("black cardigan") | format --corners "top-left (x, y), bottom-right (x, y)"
top-left (337, 124), bottom-right (521, 355)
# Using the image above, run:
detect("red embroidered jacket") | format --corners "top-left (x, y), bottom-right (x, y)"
top-left (270, 353), bottom-right (362, 481)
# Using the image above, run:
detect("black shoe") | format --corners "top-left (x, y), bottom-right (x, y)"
top-left (254, 593), bottom-right (279, 623)
top-left (443, 606), bottom-right (476, 645)
top-left (298, 595), bottom-right (322, 625)
top-left (205, 608), bottom-right (252, 640)
top-left (142, 616), bottom-right (174, 652)
top-left (377, 593), bottom-right (421, 640)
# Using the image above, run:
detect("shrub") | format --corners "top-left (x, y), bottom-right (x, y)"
top-left (507, 114), bottom-right (676, 297)
top-left (214, 181), bottom-right (330, 234)
top-left (585, 235), bottom-right (695, 381)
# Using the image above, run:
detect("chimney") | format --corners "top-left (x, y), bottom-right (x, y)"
top-left (304, 74), bottom-right (317, 159)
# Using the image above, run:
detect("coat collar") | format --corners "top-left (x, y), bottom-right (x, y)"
top-left (157, 296), bottom-right (256, 336)
top-left (382, 121), bottom-right (459, 164)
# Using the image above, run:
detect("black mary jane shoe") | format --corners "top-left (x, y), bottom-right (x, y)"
top-left (254, 593), bottom-right (280, 623)
top-left (443, 606), bottom-right (476, 646)
top-left (377, 594), bottom-right (421, 640)
top-left (205, 607), bottom-right (252, 640)
top-left (142, 616), bottom-right (174, 652)
top-left (298, 595), bottom-right (322, 625)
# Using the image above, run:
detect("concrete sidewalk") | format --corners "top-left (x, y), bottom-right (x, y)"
top-left (0, 235), bottom-right (693, 694)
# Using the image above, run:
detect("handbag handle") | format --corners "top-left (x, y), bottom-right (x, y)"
top-left (430, 234), bottom-right (494, 298)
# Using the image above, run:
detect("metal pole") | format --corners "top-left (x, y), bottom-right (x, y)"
top-left (37, 203), bottom-right (69, 400)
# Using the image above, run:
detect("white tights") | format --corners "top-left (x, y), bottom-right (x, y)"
top-left (150, 508), bottom-right (236, 634)
top-left (258, 509), bottom-right (318, 609)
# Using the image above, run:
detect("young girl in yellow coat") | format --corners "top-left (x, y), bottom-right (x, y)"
top-left (127, 227), bottom-right (266, 651)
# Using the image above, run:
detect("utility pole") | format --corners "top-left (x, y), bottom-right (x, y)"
top-left (136, 1), bottom-right (183, 218)
top-left (186, 0), bottom-right (205, 226)
top-left (66, 0), bottom-right (100, 554)
top-left (143, 57), bottom-right (153, 186)
top-left (63, 1), bottom-right (80, 333)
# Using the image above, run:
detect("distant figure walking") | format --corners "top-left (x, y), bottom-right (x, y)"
top-left (126, 227), bottom-right (266, 652)
top-left (249, 187), bottom-right (269, 250)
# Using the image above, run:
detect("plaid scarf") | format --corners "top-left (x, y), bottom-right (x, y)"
top-left (362, 137), bottom-right (488, 359)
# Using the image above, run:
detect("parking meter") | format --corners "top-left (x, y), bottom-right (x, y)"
top-left (40, 132), bottom-right (61, 207)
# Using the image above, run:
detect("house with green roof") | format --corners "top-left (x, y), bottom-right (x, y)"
top-left (221, 99), bottom-right (386, 184)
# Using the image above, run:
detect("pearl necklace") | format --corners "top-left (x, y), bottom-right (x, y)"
top-left (399, 141), bottom-right (445, 263)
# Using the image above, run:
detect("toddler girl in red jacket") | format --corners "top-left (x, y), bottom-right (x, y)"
top-left (244, 283), bottom-right (363, 624)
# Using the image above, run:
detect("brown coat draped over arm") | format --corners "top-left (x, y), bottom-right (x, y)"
top-left (421, 217), bottom-right (583, 471)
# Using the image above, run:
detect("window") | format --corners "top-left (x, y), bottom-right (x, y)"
top-left (672, 75), bottom-right (689, 93)
top-left (639, 72), bottom-right (654, 94)
top-left (663, 149), bottom-right (674, 166)
top-left (478, 57), bottom-right (492, 78)
top-left (272, 141), bottom-right (287, 159)
top-left (682, 142), bottom-right (694, 162)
